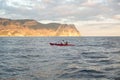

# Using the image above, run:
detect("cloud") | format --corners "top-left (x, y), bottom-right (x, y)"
top-left (75, 22), bottom-right (120, 36)
top-left (0, 0), bottom-right (119, 23)
top-left (82, 0), bottom-right (110, 8)
top-left (113, 14), bottom-right (120, 20)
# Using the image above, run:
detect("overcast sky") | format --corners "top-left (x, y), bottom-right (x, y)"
top-left (0, 0), bottom-right (120, 36)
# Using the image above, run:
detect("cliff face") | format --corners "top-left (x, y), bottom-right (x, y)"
top-left (0, 18), bottom-right (80, 36)
top-left (56, 24), bottom-right (80, 36)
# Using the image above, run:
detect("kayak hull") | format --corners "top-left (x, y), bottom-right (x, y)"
top-left (49, 43), bottom-right (75, 46)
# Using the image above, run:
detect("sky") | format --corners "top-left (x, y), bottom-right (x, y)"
top-left (0, 0), bottom-right (120, 36)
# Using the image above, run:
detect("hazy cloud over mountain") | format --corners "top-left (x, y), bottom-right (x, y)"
top-left (0, 0), bottom-right (120, 21)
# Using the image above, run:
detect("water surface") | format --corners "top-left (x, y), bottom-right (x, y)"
top-left (0, 37), bottom-right (120, 80)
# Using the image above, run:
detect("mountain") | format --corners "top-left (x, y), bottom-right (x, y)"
top-left (0, 18), bottom-right (80, 36)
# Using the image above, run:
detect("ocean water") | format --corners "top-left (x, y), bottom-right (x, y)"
top-left (0, 37), bottom-right (120, 80)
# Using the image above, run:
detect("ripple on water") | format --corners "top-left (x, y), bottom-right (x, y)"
top-left (98, 60), bottom-right (115, 64)
top-left (81, 52), bottom-right (108, 59)
top-left (112, 50), bottom-right (120, 54)
top-left (64, 67), bottom-right (78, 72)
top-left (104, 66), bottom-right (120, 72)
top-left (58, 69), bottom-right (106, 79)
top-left (3, 67), bottom-right (29, 73)
top-left (114, 77), bottom-right (120, 80)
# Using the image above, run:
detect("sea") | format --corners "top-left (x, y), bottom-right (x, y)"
top-left (0, 37), bottom-right (120, 80)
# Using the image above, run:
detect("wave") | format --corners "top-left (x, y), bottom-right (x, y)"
top-left (58, 69), bottom-right (106, 78)
top-left (81, 52), bottom-right (108, 59)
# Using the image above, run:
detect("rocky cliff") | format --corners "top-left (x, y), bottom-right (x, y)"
top-left (0, 18), bottom-right (80, 36)
top-left (56, 24), bottom-right (80, 36)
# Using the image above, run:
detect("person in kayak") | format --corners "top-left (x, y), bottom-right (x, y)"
top-left (62, 40), bottom-right (68, 45)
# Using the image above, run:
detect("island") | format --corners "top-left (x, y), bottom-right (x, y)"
top-left (0, 18), bottom-right (80, 36)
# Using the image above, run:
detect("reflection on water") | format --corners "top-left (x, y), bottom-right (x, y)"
top-left (0, 37), bottom-right (120, 80)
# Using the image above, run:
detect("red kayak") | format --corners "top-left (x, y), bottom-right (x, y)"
top-left (49, 43), bottom-right (75, 46)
